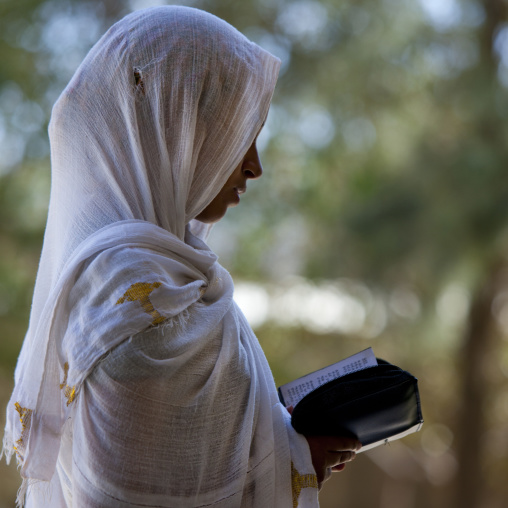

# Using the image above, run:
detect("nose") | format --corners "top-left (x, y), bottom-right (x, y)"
top-left (242, 142), bottom-right (263, 180)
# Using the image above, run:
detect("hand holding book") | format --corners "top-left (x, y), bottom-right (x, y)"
top-left (304, 433), bottom-right (361, 488)
top-left (279, 348), bottom-right (423, 453)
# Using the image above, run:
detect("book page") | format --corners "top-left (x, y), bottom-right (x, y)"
top-left (278, 347), bottom-right (378, 408)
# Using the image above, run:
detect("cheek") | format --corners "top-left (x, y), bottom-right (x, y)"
top-left (196, 191), bottom-right (228, 223)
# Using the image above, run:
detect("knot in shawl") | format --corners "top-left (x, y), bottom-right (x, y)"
top-left (3, 5), bottom-right (280, 486)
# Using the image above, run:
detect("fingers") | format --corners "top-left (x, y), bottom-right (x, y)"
top-left (305, 434), bottom-right (362, 489)
top-left (308, 435), bottom-right (361, 461)
top-left (323, 467), bottom-right (332, 485)
top-left (329, 449), bottom-right (357, 466)
top-left (317, 448), bottom-right (356, 471)
top-left (323, 435), bottom-right (362, 453)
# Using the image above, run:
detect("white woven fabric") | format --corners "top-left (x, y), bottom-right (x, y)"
top-left (3, 6), bottom-right (318, 508)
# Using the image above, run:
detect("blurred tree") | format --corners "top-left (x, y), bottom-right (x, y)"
top-left (215, 1), bottom-right (508, 507)
top-left (0, 0), bottom-right (125, 366)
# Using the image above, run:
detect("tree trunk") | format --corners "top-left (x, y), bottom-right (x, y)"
top-left (454, 0), bottom-right (508, 502)
top-left (454, 260), bottom-right (504, 508)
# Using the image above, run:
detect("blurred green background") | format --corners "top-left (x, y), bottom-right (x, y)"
top-left (1, 0), bottom-right (508, 507)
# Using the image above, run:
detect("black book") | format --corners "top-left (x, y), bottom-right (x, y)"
top-left (278, 348), bottom-right (423, 452)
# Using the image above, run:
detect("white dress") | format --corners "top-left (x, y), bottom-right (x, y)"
top-left (4, 6), bottom-right (319, 507)
top-left (26, 252), bottom-right (318, 507)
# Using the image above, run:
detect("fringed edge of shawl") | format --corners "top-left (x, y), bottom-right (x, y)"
top-left (1, 432), bottom-right (14, 465)
top-left (16, 478), bottom-right (29, 508)
top-left (15, 478), bottom-right (52, 508)
top-left (159, 308), bottom-right (190, 333)
top-left (2, 434), bottom-right (49, 508)
top-left (1, 309), bottom-right (192, 508)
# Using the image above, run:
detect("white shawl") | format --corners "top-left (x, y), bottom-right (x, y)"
top-left (3, 6), bottom-right (318, 508)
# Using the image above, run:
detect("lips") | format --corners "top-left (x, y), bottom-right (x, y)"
top-left (231, 188), bottom-right (241, 205)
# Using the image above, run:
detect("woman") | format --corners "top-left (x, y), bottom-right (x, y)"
top-left (3, 6), bottom-right (359, 507)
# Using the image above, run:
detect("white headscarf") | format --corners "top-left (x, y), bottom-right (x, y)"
top-left (4, 3), bottom-right (280, 482)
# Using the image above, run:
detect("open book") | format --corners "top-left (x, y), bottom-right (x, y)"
top-left (278, 348), bottom-right (423, 452)
top-left (278, 348), bottom-right (378, 408)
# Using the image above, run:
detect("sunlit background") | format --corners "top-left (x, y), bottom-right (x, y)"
top-left (1, 0), bottom-right (508, 507)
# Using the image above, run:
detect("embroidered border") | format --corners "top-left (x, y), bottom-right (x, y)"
top-left (13, 402), bottom-right (33, 459)
top-left (60, 362), bottom-right (76, 406)
top-left (116, 282), bottom-right (166, 325)
top-left (291, 462), bottom-right (318, 508)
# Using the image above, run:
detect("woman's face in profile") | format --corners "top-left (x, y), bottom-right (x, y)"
top-left (195, 138), bottom-right (263, 224)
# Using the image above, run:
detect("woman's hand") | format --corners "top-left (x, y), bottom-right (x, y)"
top-left (286, 405), bottom-right (361, 489)
top-left (304, 434), bottom-right (361, 488)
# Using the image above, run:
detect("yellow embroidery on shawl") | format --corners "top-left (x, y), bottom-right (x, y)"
top-left (60, 361), bottom-right (69, 389)
top-left (64, 385), bottom-right (76, 405)
top-left (60, 362), bottom-right (76, 406)
top-left (13, 402), bottom-right (32, 457)
top-left (116, 282), bottom-right (166, 325)
top-left (291, 462), bottom-right (318, 508)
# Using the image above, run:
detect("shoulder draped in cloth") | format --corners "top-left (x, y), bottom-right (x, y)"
top-left (2, 6), bottom-right (319, 507)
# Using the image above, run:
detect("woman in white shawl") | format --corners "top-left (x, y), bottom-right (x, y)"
top-left (3, 6), bottom-right (360, 507)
